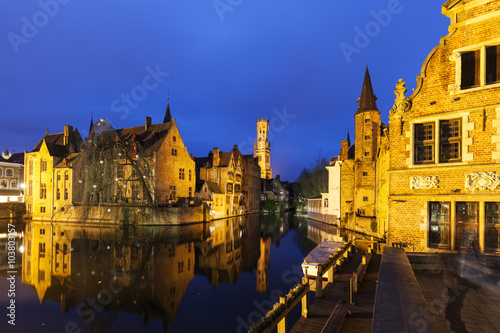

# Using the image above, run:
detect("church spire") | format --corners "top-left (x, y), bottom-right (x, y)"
top-left (163, 92), bottom-right (172, 123)
top-left (89, 111), bottom-right (94, 135)
top-left (347, 131), bottom-right (351, 146)
top-left (355, 67), bottom-right (378, 115)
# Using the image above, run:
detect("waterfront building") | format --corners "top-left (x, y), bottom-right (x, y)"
top-left (261, 175), bottom-right (290, 211)
top-left (24, 126), bottom-right (83, 219)
top-left (387, 0), bottom-right (500, 253)
top-left (0, 149), bottom-right (24, 203)
top-left (196, 180), bottom-right (225, 218)
top-left (309, 0), bottom-right (500, 254)
top-left (196, 145), bottom-right (260, 218)
top-left (254, 119), bottom-right (272, 179)
top-left (74, 103), bottom-right (196, 207)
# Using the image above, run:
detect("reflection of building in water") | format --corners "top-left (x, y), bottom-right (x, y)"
top-left (22, 222), bottom-right (73, 302)
top-left (22, 221), bottom-right (195, 330)
top-left (256, 237), bottom-right (271, 293)
top-left (307, 219), bottom-right (342, 244)
top-left (196, 218), bottom-right (242, 289)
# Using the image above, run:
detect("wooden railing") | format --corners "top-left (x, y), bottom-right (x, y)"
top-left (249, 241), bottom-right (353, 333)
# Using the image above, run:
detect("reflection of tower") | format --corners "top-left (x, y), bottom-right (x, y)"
top-left (256, 237), bottom-right (271, 293)
top-left (254, 119), bottom-right (272, 179)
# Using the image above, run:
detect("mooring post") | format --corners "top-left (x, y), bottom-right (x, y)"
top-left (277, 296), bottom-right (287, 333)
top-left (316, 265), bottom-right (323, 298)
top-left (301, 277), bottom-right (309, 318)
top-left (349, 277), bottom-right (354, 304)
top-left (328, 263), bottom-right (334, 283)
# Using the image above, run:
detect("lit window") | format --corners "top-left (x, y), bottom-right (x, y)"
top-left (429, 202), bottom-right (450, 247)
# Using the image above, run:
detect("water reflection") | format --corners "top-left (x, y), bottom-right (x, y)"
top-left (17, 215), bottom-right (355, 332)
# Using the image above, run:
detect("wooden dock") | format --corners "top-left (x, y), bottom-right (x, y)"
top-left (289, 252), bottom-right (381, 333)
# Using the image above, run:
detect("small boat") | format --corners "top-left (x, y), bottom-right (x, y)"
top-left (302, 240), bottom-right (345, 279)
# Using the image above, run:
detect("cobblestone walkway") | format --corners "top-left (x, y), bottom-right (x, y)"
top-left (416, 271), bottom-right (500, 333)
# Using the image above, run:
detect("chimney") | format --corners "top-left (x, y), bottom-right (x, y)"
top-left (213, 147), bottom-right (220, 167)
top-left (63, 125), bottom-right (73, 146)
top-left (145, 116), bottom-right (152, 130)
top-left (339, 140), bottom-right (349, 160)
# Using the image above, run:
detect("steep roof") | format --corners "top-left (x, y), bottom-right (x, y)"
top-left (54, 152), bottom-right (81, 168)
top-left (114, 122), bottom-right (174, 158)
top-left (206, 181), bottom-right (223, 194)
top-left (348, 143), bottom-right (355, 159)
top-left (45, 142), bottom-right (69, 157)
top-left (163, 101), bottom-right (172, 123)
top-left (31, 129), bottom-right (83, 153)
top-left (0, 152), bottom-right (24, 164)
top-left (355, 67), bottom-right (379, 115)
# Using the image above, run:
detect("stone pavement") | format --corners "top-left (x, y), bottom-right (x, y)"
top-left (416, 271), bottom-right (500, 333)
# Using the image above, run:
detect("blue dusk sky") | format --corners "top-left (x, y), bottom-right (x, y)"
top-left (1, 0), bottom-right (449, 181)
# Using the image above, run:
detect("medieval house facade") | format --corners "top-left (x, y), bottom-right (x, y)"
top-left (309, 0), bottom-right (500, 254)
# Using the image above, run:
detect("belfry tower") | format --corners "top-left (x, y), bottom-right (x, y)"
top-left (254, 119), bottom-right (272, 179)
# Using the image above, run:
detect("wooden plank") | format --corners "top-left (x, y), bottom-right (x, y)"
top-left (321, 301), bottom-right (350, 333)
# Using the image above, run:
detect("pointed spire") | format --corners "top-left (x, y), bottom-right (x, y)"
top-left (347, 131), bottom-right (351, 146)
top-left (89, 111), bottom-right (94, 135)
top-left (355, 67), bottom-right (378, 115)
top-left (163, 92), bottom-right (172, 123)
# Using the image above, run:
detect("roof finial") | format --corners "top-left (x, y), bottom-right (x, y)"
top-left (45, 128), bottom-right (49, 136)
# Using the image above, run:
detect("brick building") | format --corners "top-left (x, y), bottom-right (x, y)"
top-left (388, 0), bottom-right (500, 253)
top-left (196, 145), bottom-right (261, 218)
top-left (24, 126), bottom-right (83, 218)
top-left (311, 0), bottom-right (500, 254)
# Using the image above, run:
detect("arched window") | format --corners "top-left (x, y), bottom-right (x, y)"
top-left (324, 198), bottom-right (329, 208)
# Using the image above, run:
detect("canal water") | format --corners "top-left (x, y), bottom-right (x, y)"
top-left (0, 214), bottom-right (359, 333)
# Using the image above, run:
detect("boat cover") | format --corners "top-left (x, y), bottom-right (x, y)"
top-left (303, 241), bottom-right (344, 265)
